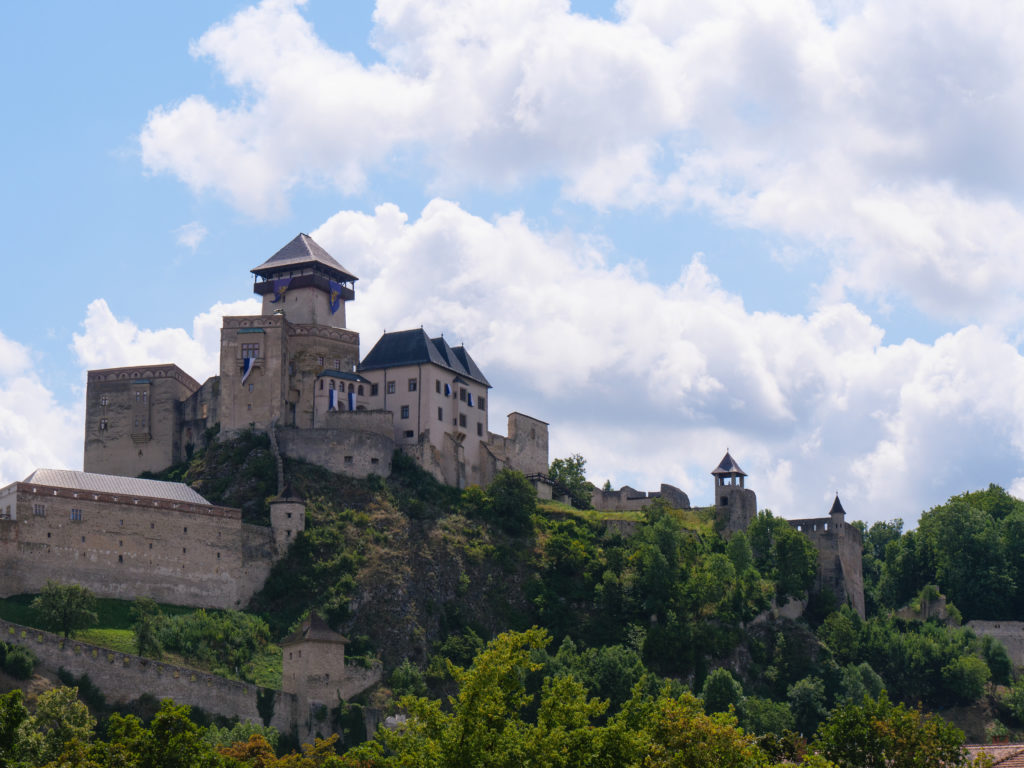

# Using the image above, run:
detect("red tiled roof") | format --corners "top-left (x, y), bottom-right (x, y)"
top-left (966, 743), bottom-right (1024, 766)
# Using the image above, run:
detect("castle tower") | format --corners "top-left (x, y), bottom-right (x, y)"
top-left (829, 493), bottom-right (846, 528)
top-left (251, 233), bottom-right (358, 328)
top-left (712, 451), bottom-right (757, 535)
top-left (220, 235), bottom-right (362, 433)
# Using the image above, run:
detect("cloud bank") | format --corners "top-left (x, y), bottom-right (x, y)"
top-left (141, 0), bottom-right (1024, 328)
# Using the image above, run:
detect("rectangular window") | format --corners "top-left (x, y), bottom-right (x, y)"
top-left (477, 423), bottom-right (483, 437)
top-left (478, 396), bottom-right (486, 411)
top-left (33, 504), bottom-right (45, 517)
top-left (400, 405), bottom-right (410, 419)
top-left (344, 455), bottom-right (353, 465)
top-left (435, 380), bottom-right (441, 393)
top-left (118, 555), bottom-right (123, 563)
top-left (386, 381), bottom-right (396, 394)
top-left (100, 395), bottom-right (108, 406)
top-left (403, 430), bottom-right (415, 438)
top-left (371, 383), bottom-right (379, 396)
top-left (408, 378), bottom-right (417, 392)
top-left (70, 508), bottom-right (83, 522)
top-left (333, 358), bottom-right (341, 370)
top-left (459, 413), bottom-right (467, 428)
top-left (317, 355), bottom-right (325, 366)
top-left (99, 418), bottom-right (108, 431)
top-left (241, 342), bottom-right (260, 358)
top-left (248, 383), bottom-right (254, 392)
top-left (460, 388), bottom-right (467, 402)
top-left (437, 407), bottom-right (443, 421)
top-left (371, 457), bottom-right (380, 464)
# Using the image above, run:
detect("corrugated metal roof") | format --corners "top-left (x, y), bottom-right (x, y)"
top-left (22, 469), bottom-right (211, 505)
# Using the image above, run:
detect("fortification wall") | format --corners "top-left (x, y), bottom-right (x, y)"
top-left (0, 484), bottom-right (254, 609)
top-left (0, 619), bottom-right (274, 721)
top-left (277, 415), bottom-right (394, 478)
top-left (968, 621), bottom-right (1024, 669)
top-left (789, 517), bottom-right (865, 618)
top-left (591, 484), bottom-right (690, 512)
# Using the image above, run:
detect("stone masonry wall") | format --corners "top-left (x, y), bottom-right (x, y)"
top-left (0, 619), bottom-right (303, 732)
top-left (968, 621), bottom-right (1024, 669)
top-left (591, 484), bottom-right (691, 512)
top-left (789, 517), bottom-right (865, 618)
top-left (277, 415), bottom-right (394, 478)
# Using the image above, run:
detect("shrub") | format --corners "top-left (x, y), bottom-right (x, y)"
top-left (2, 645), bottom-right (37, 680)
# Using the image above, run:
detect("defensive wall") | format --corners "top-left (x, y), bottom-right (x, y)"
top-left (0, 481), bottom-right (292, 610)
top-left (0, 619), bottom-right (297, 734)
top-left (276, 412), bottom-right (394, 478)
top-left (789, 514), bottom-right (865, 618)
top-left (968, 621), bottom-right (1024, 669)
top-left (590, 483), bottom-right (690, 512)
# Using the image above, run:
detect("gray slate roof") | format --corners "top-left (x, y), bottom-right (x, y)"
top-left (711, 451), bottom-right (746, 477)
top-left (829, 495), bottom-right (846, 517)
top-left (22, 469), bottom-right (212, 505)
top-left (251, 233), bottom-right (358, 283)
top-left (359, 329), bottom-right (491, 387)
top-left (280, 612), bottom-right (348, 646)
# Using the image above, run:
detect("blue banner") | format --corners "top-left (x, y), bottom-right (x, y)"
top-left (467, 392), bottom-right (474, 407)
top-left (329, 281), bottom-right (343, 314)
top-left (444, 383), bottom-right (451, 396)
top-left (241, 357), bottom-right (255, 385)
top-left (348, 391), bottom-right (356, 411)
top-left (271, 278), bottom-right (291, 303)
top-left (328, 388), bottom-right (337, 411)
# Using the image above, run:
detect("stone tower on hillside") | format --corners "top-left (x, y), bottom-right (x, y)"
top-left (788, 495), bottom-right (866, 618)
top-left (712, 451), bottom-right (758, 535)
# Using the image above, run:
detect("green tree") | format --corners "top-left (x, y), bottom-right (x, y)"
top-left (486, 468), bottom-right (537, 535)
top-left (0, 690), bottom-right (29, 765)
top-left (941, 655), bottom-right (990, 704)
top-left (736, 696), bottom-right (794, 736)
top-left (131, 596), bottom-right (164, 659)
top-left (701, 668), bottom-right (743, 714)
top-left (549, 453), bottom-right (593, 510)
top-left (748, 512), bottom-right (818, 602)
top-left (813, 693), bottom-right (981, 767)
top-left (787, 676), bottom-right (826, 738)
top-left (31, 581), bottom-right (98, 639)
top-left (14, 686), bottom-right (96, 765)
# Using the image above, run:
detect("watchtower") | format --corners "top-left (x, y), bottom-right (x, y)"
top-left (251, 233), bottom-right (358, 328)
top-left (712, 451), bottom-right (757, 535)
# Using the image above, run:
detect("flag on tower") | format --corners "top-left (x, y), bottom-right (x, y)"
top-left (329, 281), bottom-right (343, 314)
top-left (271, 278), bottom-right (291, 303)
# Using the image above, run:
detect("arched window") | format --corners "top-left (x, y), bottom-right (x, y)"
top-left (329, 380), bottom-right (335, 390)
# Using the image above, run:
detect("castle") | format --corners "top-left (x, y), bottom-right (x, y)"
top-left (81, 233), bottom-right (549, 492)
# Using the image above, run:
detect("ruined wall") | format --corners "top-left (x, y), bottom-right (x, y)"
top-left (789, 517), bottom-right (865, 618)
top-left (0, 483), bottom-right (272, 610)
top-left (591, 483), bottom-right (691, 512)
top-left (277, 415), bottom-right (394, 478)
top-left (179, 377), bottom-right (220, 458)
top-left (968, 621), bottom-right (1024, 670)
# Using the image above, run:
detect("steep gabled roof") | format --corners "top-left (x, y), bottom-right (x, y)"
top-left (359, 329), bottom-right (490, 387)
top-left (22, 469), bottom-right (211, 505)
top-left (251, 234), bottom-right (358, 283)
top-left (711, 451), bottom-right (746, 477)
top-left (829, 494), bottom-right (846, 517)
top-left (280, 612), bottom-right (348, 647)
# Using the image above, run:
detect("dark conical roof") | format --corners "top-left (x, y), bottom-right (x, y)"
top-left (829, 494), bottom-right (846, 517)
top-left (280, 612), bottom-right (348, 647)
top-left (711, 451), bottom-right (746, 477)
top-left (251, 233), bottom-right (358, 283)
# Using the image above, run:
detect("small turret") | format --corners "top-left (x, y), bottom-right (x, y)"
top-left (712, 451), bottom-right (757, 535)
top-left (829, 494), bottom-right (846, 529)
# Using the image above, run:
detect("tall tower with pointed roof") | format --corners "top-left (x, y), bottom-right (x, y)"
top-left (712, 451), bottom-right (757, 535)
top-left (220, 234), bottom-right (362, 434)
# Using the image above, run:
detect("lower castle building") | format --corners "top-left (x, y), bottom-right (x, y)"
top-left (81, 233), bottom-right (549, 492)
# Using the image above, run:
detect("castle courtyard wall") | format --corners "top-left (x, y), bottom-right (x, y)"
top-left (277, 415), bottom-right (394, 478)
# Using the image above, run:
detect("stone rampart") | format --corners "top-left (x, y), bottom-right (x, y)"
top-left (591, 483), bottom-right (690, 512)
top-left (0, 619), bottom-right (284, 724)
top-left (788, 516), bottom-right (865, 618)
top-left (968, 621), bottom-right (1024, 669)
top-left (278, 416), bottom-right (393, 478)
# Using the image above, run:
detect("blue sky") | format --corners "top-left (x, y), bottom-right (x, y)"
top-left (4, 0), bottom-right (1024, 526)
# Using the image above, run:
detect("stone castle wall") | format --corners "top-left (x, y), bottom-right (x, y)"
top-left (0, 619), bottom-right (298, 734)
top-left (0, 483), bottom-right (285, 610)
top-left (789, 516), bottom-right (865, 618)
top-left (277, 414), bottom-right (394, 478)
top-left (591, 483), bottom-right (690, 512)
top-left (968, 621), bottom-right (1024, 669)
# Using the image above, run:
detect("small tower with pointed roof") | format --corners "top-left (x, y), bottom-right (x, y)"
top-left (712, 451), bottom-right (758, 535)
top-left (251, 233), bottom-right (358, 329)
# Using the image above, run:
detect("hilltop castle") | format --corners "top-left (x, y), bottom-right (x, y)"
top-left (81, 233), bottom-right (549, 492)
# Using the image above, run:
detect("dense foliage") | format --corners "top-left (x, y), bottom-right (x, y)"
top-left (31, 582), bottom-right (98, 640)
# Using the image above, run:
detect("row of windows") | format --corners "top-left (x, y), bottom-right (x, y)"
top-left (320, 380), bottom-right (365, 395)
top-left (241, 342), bottom-right (260, 358)
top-left (315, 356), bottom-right (344, 370)
top-left (135, 391), bottom-right (148, 404)
top-left (133, 416), bottom-right (147, 430)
